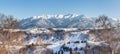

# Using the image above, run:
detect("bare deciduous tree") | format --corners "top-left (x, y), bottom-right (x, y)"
top-left (95, 15), bottom-right (112, 29)
top-left (0, 13), bottom-right (6, 28)
top-left (0, 13), bottom-right (20, 29)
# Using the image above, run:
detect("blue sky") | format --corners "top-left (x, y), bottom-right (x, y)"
top-left (0, 0), bottom-right (120, 19)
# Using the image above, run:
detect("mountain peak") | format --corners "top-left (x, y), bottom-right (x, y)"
top-left (32, 14), bottom-right (81, 19)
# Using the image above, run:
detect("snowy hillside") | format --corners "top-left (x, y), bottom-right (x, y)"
top-left (0, 28), bottom-right (116, 54)
top-left (20, 28), bottom-right (111, 54)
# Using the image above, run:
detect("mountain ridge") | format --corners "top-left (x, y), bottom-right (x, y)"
top-left (20, 14), bottom-right (117, 29)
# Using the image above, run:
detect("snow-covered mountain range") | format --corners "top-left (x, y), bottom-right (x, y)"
top-left (20, 14), bottom-right (117, 29)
